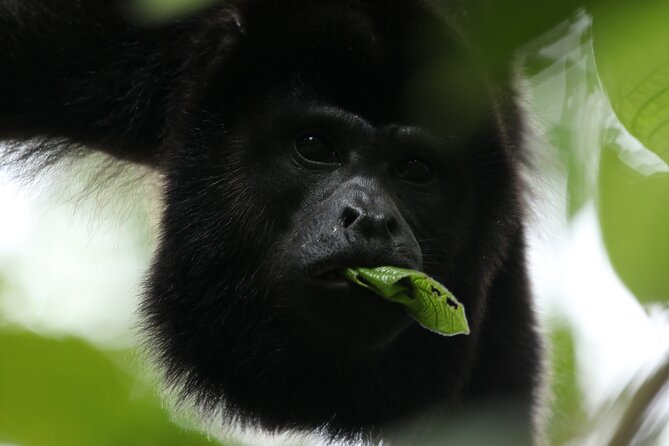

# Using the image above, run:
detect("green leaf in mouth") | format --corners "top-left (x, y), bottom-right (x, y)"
top-left (342, 266), bottom-right (470, 336)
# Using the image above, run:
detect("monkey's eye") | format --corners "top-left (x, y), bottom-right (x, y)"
top-left (396, 158), bottom-right (434, 184)
top-left (294, 134), bottom-right (340, 165)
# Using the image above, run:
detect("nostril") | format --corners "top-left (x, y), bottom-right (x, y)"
top-left (341, 206), bottom-right (361, 229)
top-left (386, 216), bottom-right (399, 235)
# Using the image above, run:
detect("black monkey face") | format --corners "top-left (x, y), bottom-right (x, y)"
top-left (231, 98), bottom-right (469, 350)
top-left (142, 0), bottom-right (524, 436)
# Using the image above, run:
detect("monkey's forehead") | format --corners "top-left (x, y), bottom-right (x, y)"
top-left (211, 0), bottom-right (488, 126)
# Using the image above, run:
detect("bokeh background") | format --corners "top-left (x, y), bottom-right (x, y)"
top-left (2, 1), bottom-right (669, 445)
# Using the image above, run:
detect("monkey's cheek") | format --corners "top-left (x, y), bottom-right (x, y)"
top-left (291, 279), bottom-right (413, 350)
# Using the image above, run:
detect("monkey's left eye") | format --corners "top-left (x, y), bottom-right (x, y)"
top-left (294, 134), bottom-right (340, 165)
top-left (396, 158), bottom-right (434, 184)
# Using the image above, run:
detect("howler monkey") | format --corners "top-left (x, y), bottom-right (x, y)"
top-left (0, 0), bottom-right (542, 442)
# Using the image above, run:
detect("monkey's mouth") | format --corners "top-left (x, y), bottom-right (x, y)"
top-left (310, 266), bottom-right (348, 285)
top-left (295, 262), bottom-right (413, 349)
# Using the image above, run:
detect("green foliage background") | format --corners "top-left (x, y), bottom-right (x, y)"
top-left (2, 1), bottom-right (669, 445)
top-left (0, 332), bottom-right (215, 445)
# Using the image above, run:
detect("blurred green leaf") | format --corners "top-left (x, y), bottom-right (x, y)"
top-left (0, 331), bottom-right (216, 446)
top-left (127, 0), bottom-right (218, 23)
top-left (546, 51), bottom-right (601, 219)
top-left (592, 0), bottom-right (669, 164)
top-left (463, 0), bottom-right (591, 76)
top-left (548, 324), bottom-right (587, 445)
top-left (598, 147), bottom-right (669, 303)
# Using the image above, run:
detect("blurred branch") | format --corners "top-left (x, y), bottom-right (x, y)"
top-left (608, 353), bottom-right (669, 446)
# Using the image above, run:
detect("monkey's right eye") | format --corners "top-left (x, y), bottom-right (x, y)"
top-left (294, 134), bottom-right (340, 165)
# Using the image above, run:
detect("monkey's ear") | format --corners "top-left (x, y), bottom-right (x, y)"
top-left (229, 7), bottom-right (245, 36)
top-left (200, 5), bottom-right (246, 38)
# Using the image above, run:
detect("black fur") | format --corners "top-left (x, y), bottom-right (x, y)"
top-left (1, 0), bottom-right (542, 442)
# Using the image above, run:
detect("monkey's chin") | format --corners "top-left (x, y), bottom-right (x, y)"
top-left (294, 278), bottom-right (413, 350)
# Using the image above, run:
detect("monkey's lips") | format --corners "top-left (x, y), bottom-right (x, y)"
top-left (295, 266), bottom-right (413, 349)
top-left (310, 266), bottom-right (348, 284)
